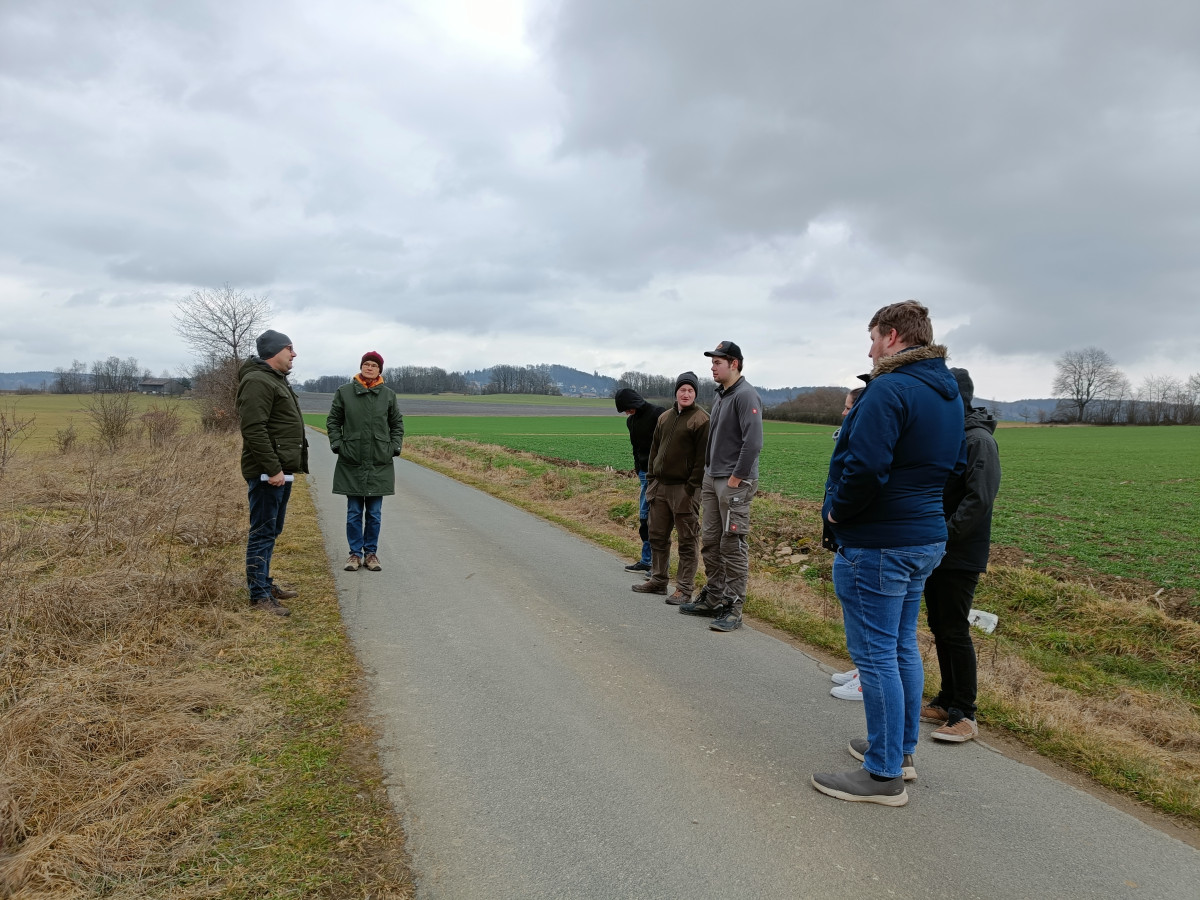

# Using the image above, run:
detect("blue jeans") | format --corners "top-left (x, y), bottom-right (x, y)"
top-left (637, 471), bottom-right (652, 564)
top-left (834, 543), bottom-right (945, 778)
top-left (346, 495), bottom-right (384, 556)
top-left (246, 479), bottom-right (292, 601)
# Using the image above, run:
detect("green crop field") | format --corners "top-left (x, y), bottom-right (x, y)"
top-left (304, 413), bottom-right (1199, 603)
top-left (386, 393), bottom-right (613, 409)
top-left (304, 413), bottom-right (836, 488)
top-left (987, 425), bottom-right (1199, 599)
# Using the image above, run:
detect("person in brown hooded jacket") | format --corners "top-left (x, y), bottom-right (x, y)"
top-left (632, 372), bottom-right (710, 603)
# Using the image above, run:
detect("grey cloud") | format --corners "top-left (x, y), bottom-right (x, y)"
top-left (2, 0), bottom-right (1196, 396)
top-left (542, 0), bottom-right (1200, 363)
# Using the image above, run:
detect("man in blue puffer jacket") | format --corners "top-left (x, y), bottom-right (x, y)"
top-left (812, 300), bottom-right (966, 807)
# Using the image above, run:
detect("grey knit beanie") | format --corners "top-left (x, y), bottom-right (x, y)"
top-left (256, 329), bottom-right (292, 360)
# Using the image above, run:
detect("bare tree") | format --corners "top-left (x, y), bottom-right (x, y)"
top-left (175, 285), bottom-right (271, 430)
top-left (616, 370), bottom-right (716, 405)
top-left (1091, 374), bottom-right (1132, 424)
top-left (90, 356), bottom-right (141, 393)
top-left (484, 364), bottom-right (560, 395)
top-left (1185, 373), bottom-right (1200, 425)
top-left (1051, 347), bottom-right (1125, 423)
top-left (51, 360), bottom-right (90, 394)
top-left (0, 403), bottom-right (36, 477)
top-left (86, 392), bottom-right (135, 451)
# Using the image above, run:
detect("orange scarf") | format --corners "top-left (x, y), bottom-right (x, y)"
top-left (355, 374), bottom-right (384, 388)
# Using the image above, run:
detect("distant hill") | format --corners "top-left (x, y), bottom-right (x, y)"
top-left (0, 371), bottom-right (56, 391)
top-left (976, 397), bottom-right (1061, 422)
top-left (757, 386), bottom-right (820, 406)
top-left (460, 364), bottom-right (619, 397)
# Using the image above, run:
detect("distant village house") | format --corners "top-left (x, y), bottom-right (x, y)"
top-left (137, 378), bottom-right (184, 396)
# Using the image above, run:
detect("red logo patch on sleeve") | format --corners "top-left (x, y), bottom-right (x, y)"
top-left (752, 408), bottom-right (758, 414)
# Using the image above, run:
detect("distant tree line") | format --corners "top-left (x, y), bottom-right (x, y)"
top-left (51, 357), bottom-right (152, 394)
top-left (616, 371), bottom-right (717, 406)
top-left (301, 367), bottom-right (477, 394)
top-left (1052, 347), bottom-right (1200, 425)
top-left (483, 364), bottom-right (560, 395)
top-left (300, 374), bottom-right (350, 393)
top-left (767, 387), bottom-right (851, 425)
top-left (386, 366), bottom-right (472, 394)
top-left (302, 365), bottom-right (562, 396)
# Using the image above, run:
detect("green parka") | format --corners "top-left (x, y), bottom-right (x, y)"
top-left (326, 377), bottom-right (405, 496)
top-left (237, 357), bottom-right (309, 481)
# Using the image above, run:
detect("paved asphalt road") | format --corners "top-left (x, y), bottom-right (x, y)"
top-left (305, 429), bottom-right (1200, 900)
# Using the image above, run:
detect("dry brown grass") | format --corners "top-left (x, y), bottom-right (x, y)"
top-left (0, 434), bottom-right (412, 898)
top-left (405, 435), bottom-right (1200, 831)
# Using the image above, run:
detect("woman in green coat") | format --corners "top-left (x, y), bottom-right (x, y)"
top-left (326, 351), bottom-right (404, 572)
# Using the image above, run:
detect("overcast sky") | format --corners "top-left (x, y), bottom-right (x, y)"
top-left (3, 1), bottom-right (1199, 400)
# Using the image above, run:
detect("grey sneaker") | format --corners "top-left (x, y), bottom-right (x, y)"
top-left (364, 553), bottom-right (382, 572)
top-left (709, 603), bottom-right (743, 632)
top-left (811, 768), bottom-right (908, 806)
top-left (624, 560), bottom-right (652, 573)
top-left (631, 580), bottom-right (668, 595)
top-left (848, 738), bottom-right (917, 781)
top-left (345, 554), bottom-right (362, 571)
top-left (679, 589), bottom-right (725, 617)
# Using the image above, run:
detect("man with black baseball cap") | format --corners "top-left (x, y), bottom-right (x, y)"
top-left (679, 340), bottom-right (763, 632)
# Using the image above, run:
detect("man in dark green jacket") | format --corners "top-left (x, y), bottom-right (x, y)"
top-left (633, 372), bottom-right (710, 604)
top-left (326, 351), bottom-right (404, 572)
top-left (236, 329), bottom-right (309, 616)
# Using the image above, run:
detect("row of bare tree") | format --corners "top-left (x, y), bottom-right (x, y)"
top-left (482, 364), bottom-right (559, 395)
top-left (1052, 347), bottom-right (1200, 425)
top-left (615, 371), bottom-right (718, 405)
top-left (50, 357), bottom-right (159, 394)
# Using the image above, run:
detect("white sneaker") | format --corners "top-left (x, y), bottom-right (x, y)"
top-left (831, 668), bottom-right (859, 686)
top-left (830, 678), bottom-right (864, 701)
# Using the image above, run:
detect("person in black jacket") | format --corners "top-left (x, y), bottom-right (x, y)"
top-left (921, 368), bottom-right (1001, 743)
top-left (615, 387), bottom-right (667, 572)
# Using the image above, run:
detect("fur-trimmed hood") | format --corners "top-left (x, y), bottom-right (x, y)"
top-left (871, 342), bottom-right (949, 377)
top-left (871, 343), bottom-right (958, 401)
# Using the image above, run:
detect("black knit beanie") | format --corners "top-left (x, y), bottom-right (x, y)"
top-left (674, 371), bottom-right (699, 394)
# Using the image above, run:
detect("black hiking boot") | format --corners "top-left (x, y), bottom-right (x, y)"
top-left (679, 588), bottom-right (726, 617)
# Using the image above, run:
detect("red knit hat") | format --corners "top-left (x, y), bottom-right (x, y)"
top-left (361, 351), bottom-right (384, 368)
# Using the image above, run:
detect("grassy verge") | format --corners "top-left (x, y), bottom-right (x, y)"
top-left (402, 435), bottom-right (1200, 828)
top-left (0, 434), bottom-right (412, 898)
top-left (1, 392), bottom-right (202, 452)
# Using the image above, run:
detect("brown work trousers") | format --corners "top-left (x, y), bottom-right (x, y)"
top-left (700, 473), bottom-right (757, 604)
top-left (645, 481), bottom-right (701, 595)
